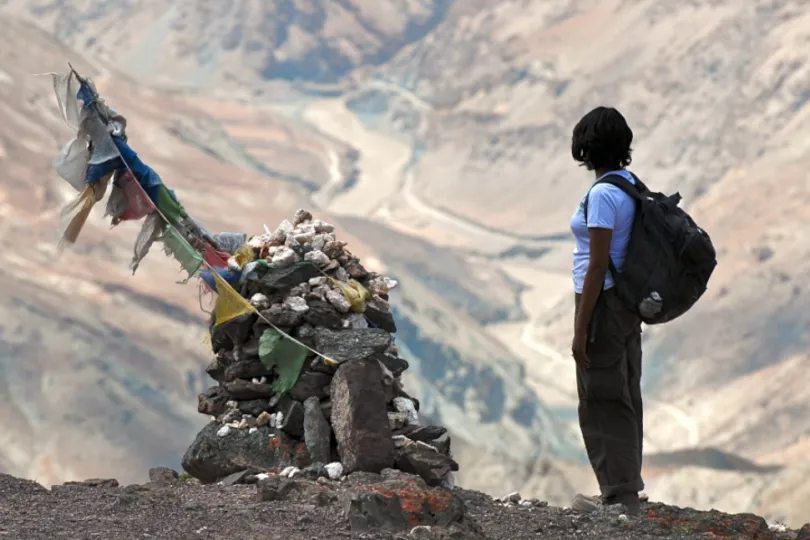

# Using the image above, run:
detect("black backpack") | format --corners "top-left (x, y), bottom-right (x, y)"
top-left (584, 173), bottom-right (717, 325)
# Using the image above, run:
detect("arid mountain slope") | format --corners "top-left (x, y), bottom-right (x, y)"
top-left (0, 0), bottom-right (453, 88)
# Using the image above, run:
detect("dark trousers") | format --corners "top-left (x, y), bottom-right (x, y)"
top-left (575, 288), bottom-right (644, 499)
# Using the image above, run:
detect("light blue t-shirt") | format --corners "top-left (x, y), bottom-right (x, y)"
top-left (570, 170), bottom-right (637, 294)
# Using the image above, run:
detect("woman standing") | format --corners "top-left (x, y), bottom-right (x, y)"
top-left (569, 106), bottom-right (644, 514)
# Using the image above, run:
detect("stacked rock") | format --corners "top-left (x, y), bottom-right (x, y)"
top-left (182, 209), bottom-right (458, 489)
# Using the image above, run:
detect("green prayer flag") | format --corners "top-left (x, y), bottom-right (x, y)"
top-left (161, 225), bottom-right (203, 281)
top-left (258, 329), bottom-right (308, 394)
top-left (156, 184), bottom-right (186, 224)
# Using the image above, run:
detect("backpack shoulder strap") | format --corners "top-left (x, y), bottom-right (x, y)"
top-left (582, 173), bottom-right (643, 226)
top-left (596, 173), bottom-right (645, 200)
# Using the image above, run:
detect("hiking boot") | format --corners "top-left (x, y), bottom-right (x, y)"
top-left (571, 493), bottom-right (601, 512)
top-left (605, 492), bottom-right (641, 515)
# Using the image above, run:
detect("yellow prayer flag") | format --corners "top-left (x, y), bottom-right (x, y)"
top-left (212, 271), bottom-right (255, 326)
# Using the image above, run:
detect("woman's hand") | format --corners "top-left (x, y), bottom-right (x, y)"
top-left (572, 331), bottom-right (590, 367)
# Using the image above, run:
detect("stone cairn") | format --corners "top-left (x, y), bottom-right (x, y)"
top-left (182, 209), bottom-right (458, 489)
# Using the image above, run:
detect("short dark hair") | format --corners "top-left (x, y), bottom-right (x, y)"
top-left (571, 106), bottom-right (633, 171)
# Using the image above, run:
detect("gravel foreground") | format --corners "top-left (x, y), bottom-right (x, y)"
top-left (0, 472), bottom-right (807, 540)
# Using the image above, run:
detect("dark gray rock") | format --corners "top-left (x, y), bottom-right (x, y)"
top-left (238, 399), bottom-right (270, 417)
top-left (310, 356), bottom-right (338, 375)
top-left (314, 328), bottom-right (392, 364)
top-left (303, 397), bottom-right (332, 464)
top-left (182, 423), bottom-right (297, 483)
top-left (256, 476), bottom-right (297, 501)
top-left (303, 300), bottom-right (343, 329)
top-left (279, 399), bottom-right (305, 438)
top-left (344, 261), bottom-right (369, 280)
top-left (221, 313), bottom-right (258, 347)
top-left (289, 371), bottom-right (332, 402)
top-left (216, 349), bottom-right (237, 368)
top-left (205, 359), bottom-right (225, 382)
top-left (364, 303), bottom-right (397, 333)
top-left (220, 470), bottom-right (250, 486)
top-left (256, 261), bottom-right (322, 294)
top-left (198, 386), bottom-right (229, 416)
top-left (345, 471), bottom-right (473, 534)
top-left (330, 359), bottom-right (394, 473)
top-left (258, 304), bottom-right (303, 328)
top-left (300, 463), bottom-right (329, 480)
top-left (293, 323), bottom-right (316, 349)
top-left (225, 379), bottom-right (273, 400)
top-left (397, 425), bottom-right (447, 443)
top-left (224, 360), bottom-right (274, 383)
top-left (148, 467), bottom-right (179, 486)
top-left (373, 353), bottom-right (408, 377)
top-left (429, 433), bottom-right (452, 455)
top-left (256, 476), bottom-right (336, 507)
top-left (394, 445), bottom-right (459, 487)
top-left (320, 400), bottom-right (332, 421)
top-left (210, 323), bottom-right (233, 352)
top-left (347, 490), bottom-right (410, 532)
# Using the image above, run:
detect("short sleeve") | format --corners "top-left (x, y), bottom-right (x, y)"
top-left (585, 184), bottom-right (619, 229)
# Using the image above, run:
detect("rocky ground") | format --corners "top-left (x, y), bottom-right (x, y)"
top-left (1, 470), bottom-right (807, 540)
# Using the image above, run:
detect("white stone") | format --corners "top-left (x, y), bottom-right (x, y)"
top-left (441, 471), bottom-right (455, 491)
top-left (258, 376), bottom-right (267, 384)
top-left (255, 473), bottom-right (270, 481)
top-left (216, 425), bottom-right (231, 437)
top-left (248, 233), bottom-right (271, 249)
top-left (347, 312), bottom-right (368, 329)
top-left (250, 293), bottom-right (270, 309)
top-left (618, 514), bottom-right (629, 522)
top-left (313, 220), bottom-right (334, 233)
top-left (368, 277), bottom-right (389, 296)
top-left (392, 435), bottom-right (411, 448)
top-left (278, 220), bottom-right (294, 234)
top-left (410, 525), bottom-right (433, 537)
top-left (334, 266), bottom-right (349, 282)
top-left (276, 411), bottom-right (284, 427)
top-left (308, 276), bottom-right (328, 287)
top-left (293, 209), bottom-right (312, 225)
top-left (288, 467), bottom-right (301, 478)
top-left (284, 296), bottom-right (310, 313)
top-left (271, 246), bottom-right (298, 267)
top-left (393, 397), bottom-right (420, 426)
top-left (384, 277), bottom-right (398, 290)
top-left (294, 231), bottom-right (315, 244)
top-left (520, 500), bottom-right (532, 507)
top-left (324, 462), bottom-right (344, 480)
top-left (285, 234), bottom-right (301, 250)
top-left (378, 361), bottom-right (394, 387)
top-left (768, 523), bottom-right (787, 533)
top-left (312, 234), bottom-right (327, 252)
top-left (304, 249), bottom-right (330, 267)
top-left (227, 400), bottom-right (238, 409)
top-left (326, 289), bottom-right (352, 313)
top-left (237, 419), bottom-right (249, 429)
top-left (280, 466), bottom-right (296, 478)
top-left (249, 427), bottom-right (258, 434)
top-left (269, 413), bottom-right (278, 428)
